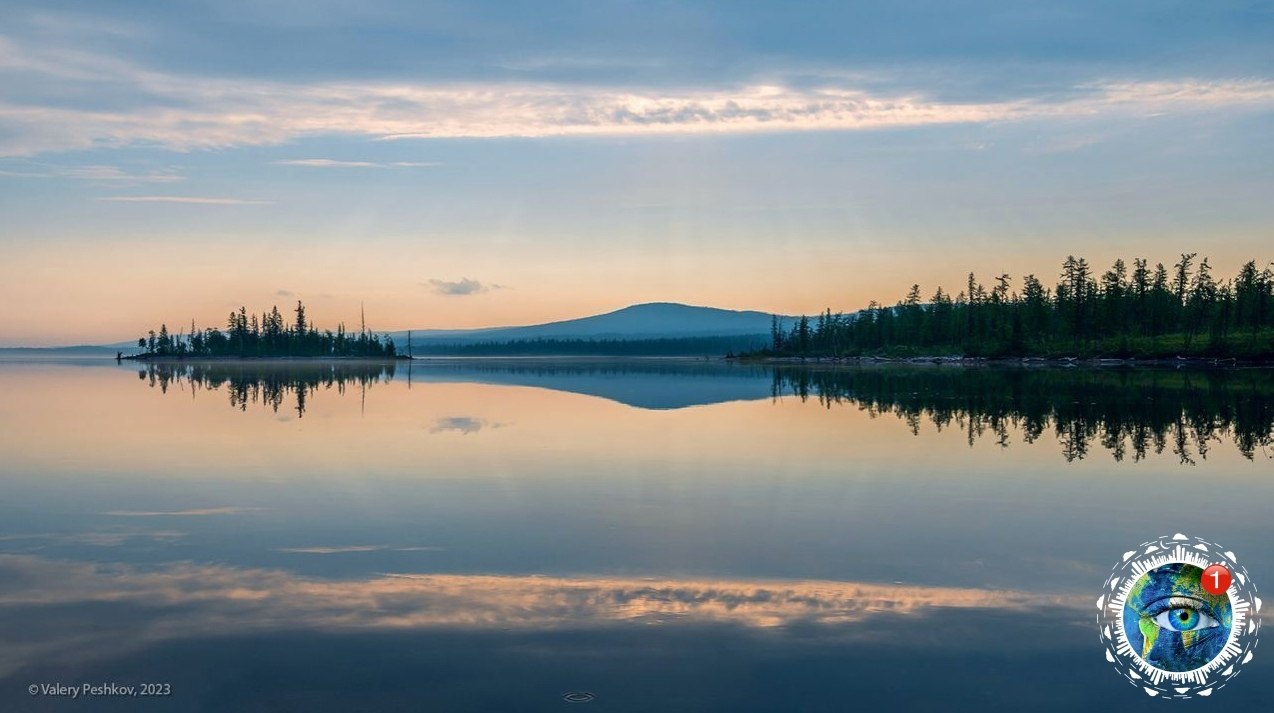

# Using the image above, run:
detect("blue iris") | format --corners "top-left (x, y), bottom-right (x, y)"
top-left (1152, 602), bottom-right (1218, 632)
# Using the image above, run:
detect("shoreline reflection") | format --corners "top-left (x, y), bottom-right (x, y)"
top-left (132, 360), bottom-right (1274, 461)
top-left (772, 367), bottom-right (1274, 462)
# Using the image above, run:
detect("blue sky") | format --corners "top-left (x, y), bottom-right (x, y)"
top-left (1, 1), bottom-right (1272, 344)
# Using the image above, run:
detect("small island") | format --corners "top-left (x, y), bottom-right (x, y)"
top-left (123, 301), bottom-right (403, 360)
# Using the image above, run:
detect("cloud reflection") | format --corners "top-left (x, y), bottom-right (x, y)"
top-left (277, 545), bottom-right (445, 554)
top-left (0, 555), bottom-right (1085, 678)
top-left (429, 416), bottom-right (499, 434)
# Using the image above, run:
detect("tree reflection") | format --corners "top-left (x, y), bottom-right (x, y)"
top-left (131, 359), bottom-right (1273, 462)
top-left (772, 366), bottom-right (1274, 462)
top-left (138, 361), bottom-right (397, 418)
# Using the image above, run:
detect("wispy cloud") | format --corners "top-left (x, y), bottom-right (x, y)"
top-left (0, 530), bottom-right (185, 547)
top-left (273, 158), bottom-right (440, 168)
top-left (2, 33), bottom-right (1273, 155)
top-left (60, 164), bottom-right (182, 182)
top-left (277, 545), bottom-right (445, 554)
top-left (95, 196), bottom-right (272, 205)
top-left (0, 163), bottom-right (181, 182)
top-left (104, 506), bottom-right (262, 517)
top-left (425, 277), bottom-right (502, 296)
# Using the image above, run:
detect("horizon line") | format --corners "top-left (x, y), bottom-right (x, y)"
top-left (0, 300), bottom-right (821, 349)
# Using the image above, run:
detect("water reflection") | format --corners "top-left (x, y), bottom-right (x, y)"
top-left (0, 552), bottom-right (1084, 677)
top-left (1, 551), bottom-right (1258, 712)
top-left (2, 358), bottom-right (1273, 711)
top-left (773, 366), bottom-right (1274, 462)
top-left (137, 360), bottom-right (398, 417)
top-left (0, 551), bottom-right (1098, 713)
top-left (135, 359), bottom-right (1274, 462)
top-left (404, 358), bottom-right (775, 409)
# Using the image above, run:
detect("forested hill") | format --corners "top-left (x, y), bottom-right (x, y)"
top-left (761, 255), bottom-right (1274, 360)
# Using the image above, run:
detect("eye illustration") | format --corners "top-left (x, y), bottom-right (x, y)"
top-left (1122, 563), bottom-right (1233, 672)
top-left (1150, 598), bottom-right (1220, 632)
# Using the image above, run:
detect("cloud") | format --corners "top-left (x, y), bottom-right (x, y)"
top-left (95, 196), bottom-right (273, 205)
top-left (2, 33), bottom-right (1272, 155)
top-left (60, 164), bottom-right (182, 182)
top-left (103, 506), bottom-right (262, 516)
top-left (277, 545), bottom-right (445, 554)
top-left (275, 289), bottom-right (294, 297)
top-left (273, 158), bottom-right (440, 168)
top-left (425, 277), bottom-right (502, 296)
top-left (0, 163), bottom-right (181, 182)
top-left (0, 531), bottom-right (185, 547)
top-left (274, 159), bottom-right (379, 168)
top-left (70, 531), bottom-right (186, 546)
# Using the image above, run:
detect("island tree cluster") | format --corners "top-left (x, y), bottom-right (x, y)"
top-left (135, 301), bottom-right (397, 358)
top-left (768, 255), bottom-right (1274, 359)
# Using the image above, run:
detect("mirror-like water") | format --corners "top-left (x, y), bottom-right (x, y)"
top-left (1, 358), bottom-right (1271, 711)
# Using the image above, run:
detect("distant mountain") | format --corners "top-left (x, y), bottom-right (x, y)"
top-left (395, 302), bottom-right (797, 345)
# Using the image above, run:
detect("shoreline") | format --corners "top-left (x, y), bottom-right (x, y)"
top-left (113, 353), bottom-right (1274, 368)
top-left (121, 354), bottom-right (411, 362)
top-left (731, 355), bottom-right (1274, 368)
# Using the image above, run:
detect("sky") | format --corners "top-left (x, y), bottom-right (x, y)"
top-left (0, 0), bottom-right (1272, 345)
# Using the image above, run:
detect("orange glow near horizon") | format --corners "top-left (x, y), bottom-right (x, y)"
top-left (1, 229), bottom-right (1270, 345)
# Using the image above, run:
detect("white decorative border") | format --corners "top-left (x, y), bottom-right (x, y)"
top-left (1097, 533), bottom-right (1262, 699)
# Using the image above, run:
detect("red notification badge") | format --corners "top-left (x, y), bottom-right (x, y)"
top-left (1202, 563), bottom-right (1232, 596)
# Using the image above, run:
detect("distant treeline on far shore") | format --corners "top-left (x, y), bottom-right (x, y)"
top-left (762, 254), bottom-right (1274, 360)
top-left (132, 301), bottom-right (398, 359)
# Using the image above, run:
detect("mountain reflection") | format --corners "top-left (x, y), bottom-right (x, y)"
top-left (138, 361), bottom-right (398, 417)
top-left (774, 366), bottom-right (1274, 462)
top-left (133, 360), bottom-right (1274, 461)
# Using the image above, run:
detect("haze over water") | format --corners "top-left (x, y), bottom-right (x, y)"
top-left (1, 358), bottom-right (1271, 711)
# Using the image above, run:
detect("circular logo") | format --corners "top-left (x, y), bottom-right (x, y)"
top-left (1097, 534), bottom-right (1261, 698)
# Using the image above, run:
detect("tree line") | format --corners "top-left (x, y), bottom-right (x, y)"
top-left (766, 255), bottom-right (1274, 359)
top-left (135, 301), bottom-right (398, 358)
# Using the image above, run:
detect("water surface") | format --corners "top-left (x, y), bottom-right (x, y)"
top-left (2, 358), bottom-right (1271, 711)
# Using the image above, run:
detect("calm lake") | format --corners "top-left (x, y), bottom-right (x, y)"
top-left (1, 358), bottom-right (1271, 711)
